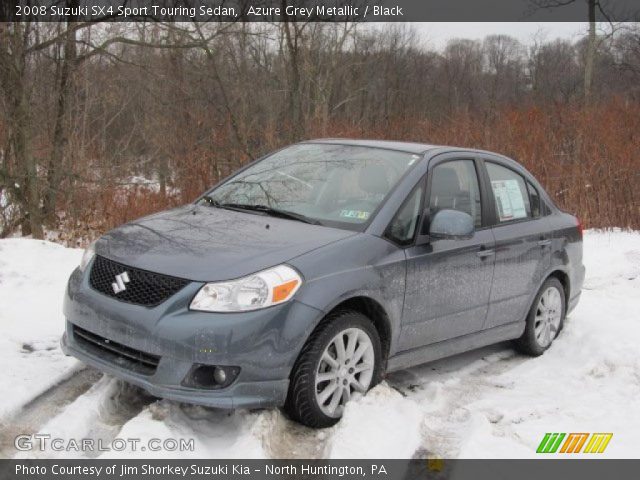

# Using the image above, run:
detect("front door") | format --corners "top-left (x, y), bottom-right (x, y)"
top-left (399, 158), bottom-right (496, 351)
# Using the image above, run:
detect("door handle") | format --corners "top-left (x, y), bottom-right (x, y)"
top-left (538, 239), bottom-right (551, 247)
top-left (477, 249), bottom-right (495, 259)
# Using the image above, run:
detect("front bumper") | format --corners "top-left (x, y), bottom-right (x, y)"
top-left (62, 264), bottom-right (324, 409)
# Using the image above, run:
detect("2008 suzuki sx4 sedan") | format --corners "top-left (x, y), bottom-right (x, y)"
top-left (62, 139), bottom-right (584, 427)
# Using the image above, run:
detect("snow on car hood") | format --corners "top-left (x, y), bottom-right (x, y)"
top-left (95, 204), bottom-right (356, 282)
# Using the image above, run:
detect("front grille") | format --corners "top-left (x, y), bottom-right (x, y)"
top-left (73, 325), bottom-right (160, 376)
top-left (89, 255), bottom-right (189, 307)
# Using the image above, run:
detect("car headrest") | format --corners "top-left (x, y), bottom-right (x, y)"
top-left (431, 167), bottom-right (461, 197)
top-left (358, 164), bottom-right (390, 195)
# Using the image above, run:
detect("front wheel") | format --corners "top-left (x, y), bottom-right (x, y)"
top-left (284, 310), bottom-right (383, 428)
top-left (515, 277), bottom-right (566, 356)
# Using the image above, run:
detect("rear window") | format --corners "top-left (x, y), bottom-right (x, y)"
top-left (486, 162), bottom-right (531, 223)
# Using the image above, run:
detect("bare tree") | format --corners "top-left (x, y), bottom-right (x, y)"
top-left (529, 0), bottom-right (619, 101)
top-left (2, 20), bottom-right (640, 238)
top-left (0, 23), bottom-right (44, 237)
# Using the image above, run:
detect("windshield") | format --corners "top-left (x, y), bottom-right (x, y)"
top-left (202, 143), bottom-right (421, 230)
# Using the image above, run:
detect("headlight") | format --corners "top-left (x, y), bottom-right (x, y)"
top-left (190, 265), bottom-right (302, 312)
top-left (79, 242), bottom-right (96, 272)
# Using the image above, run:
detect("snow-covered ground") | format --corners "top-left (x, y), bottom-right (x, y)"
top-left (0, 231), bottom-right (638, 459)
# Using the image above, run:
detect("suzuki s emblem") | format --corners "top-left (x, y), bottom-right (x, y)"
top-left (112, 271), bottom-right (130, 294)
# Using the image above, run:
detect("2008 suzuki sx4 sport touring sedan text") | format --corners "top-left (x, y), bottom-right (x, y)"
top-left (62, 139), bottom-right (584, 427)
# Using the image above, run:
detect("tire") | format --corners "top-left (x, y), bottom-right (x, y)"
top-left (284, 310), bottom-right (383, 428)
top-left (515, 277), bottom-right (566, 356)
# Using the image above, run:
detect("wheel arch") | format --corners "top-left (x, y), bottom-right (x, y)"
top-left (327, 296), bottom-right (392, 364)
top-left (547, 269), bottom-right (570, 306)
top-left (522, 267), bottom-right (571, 325)
top-left (299, 295), bottom-right (393, 369)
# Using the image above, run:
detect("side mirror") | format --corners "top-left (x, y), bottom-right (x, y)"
top-left (428, 209), bottom-right (475, 240)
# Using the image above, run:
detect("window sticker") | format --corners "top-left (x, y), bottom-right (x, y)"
top-left (491, 179), bottom-right (527, 221)
top-left (340, 210), bottom-right (371, 220)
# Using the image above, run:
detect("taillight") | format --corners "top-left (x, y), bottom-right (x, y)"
top-left (576, 218), bottom-right (583, 237)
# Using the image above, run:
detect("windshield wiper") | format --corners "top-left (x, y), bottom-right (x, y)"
top-left (200, 197), bottom-right (321, 225)
top-left (200, 196), bottom-right (245, 212)
top-left (221, 203), bottom-right (322, 225)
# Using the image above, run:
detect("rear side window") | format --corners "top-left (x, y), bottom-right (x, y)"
top-left (486, 163), bottom-right (531, 223)
top-left (527, 181), bottom-right (541, 218)
top-left (429, 160), bottom-right (482, 227)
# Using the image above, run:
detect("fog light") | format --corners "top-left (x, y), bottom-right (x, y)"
top-left (182, 364), bottom-right (240, 389)
top-left (213, 367), bottom-right (226, 384)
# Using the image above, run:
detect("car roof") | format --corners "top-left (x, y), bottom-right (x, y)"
top-left (304, 138), bottom-right (440, 154)
top-left (301, 138), bottom-right (522, 169)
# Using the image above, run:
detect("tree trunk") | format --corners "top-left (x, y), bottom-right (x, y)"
top-left (584, 0), bottom-right (597, 101)
top-left (16, 83), bottom-right (43, 239)
top-left (0, 24), bottom-right (44, 239)
top-left (43, 17), bottom-right (78, 225)
top-left (282, 12), bottom-right (304, 140)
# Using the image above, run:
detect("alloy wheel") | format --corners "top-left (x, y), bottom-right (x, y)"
top-left (534, 286), bottom-right (563, 348)
top-left (314, 327), bottom-right (375, 418)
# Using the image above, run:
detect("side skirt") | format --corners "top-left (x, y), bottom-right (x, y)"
top-left (386, 322), bottom-right (525, 372)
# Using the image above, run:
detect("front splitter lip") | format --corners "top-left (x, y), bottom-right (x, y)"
top-left (60, 332), bottom-right (289, 410)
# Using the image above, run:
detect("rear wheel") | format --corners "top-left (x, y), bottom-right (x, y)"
top-left (515, 277), bottom-right (565, 356)
top-left (285, 310), bottom-right (382, 428)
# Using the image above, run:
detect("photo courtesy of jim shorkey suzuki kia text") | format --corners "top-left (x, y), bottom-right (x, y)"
top-left (1, 0), bottom-right (639, 478)
top-left (15, 463), bottom-right (379, 477)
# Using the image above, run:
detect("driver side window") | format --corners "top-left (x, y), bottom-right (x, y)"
top-left (429, 160), bottom-right (482, 228)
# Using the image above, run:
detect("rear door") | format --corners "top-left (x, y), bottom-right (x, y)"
top-left (398, 155), bottom-right (496, 350)
top-left (481, 158), bottom-right (552, 329)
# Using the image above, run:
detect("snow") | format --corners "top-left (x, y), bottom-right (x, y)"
top-left (0, 239), bottom-right (82, 418)
top-left (0, 230), bottom-right (638, 458)
top-left (327, 386), bottom-right (423, 459)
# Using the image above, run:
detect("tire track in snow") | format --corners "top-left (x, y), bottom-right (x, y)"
top-left (75, 377), bottom-right (156, 458)
top-left (9, 375), bottom-right (156, 459)
top-left (0, 367), bottom-right (102, 458)
top-left (386, 342), bottom-right (526, 458)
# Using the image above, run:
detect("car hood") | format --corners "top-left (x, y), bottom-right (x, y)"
top-left (95, 205), bottom-right (356, 282)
